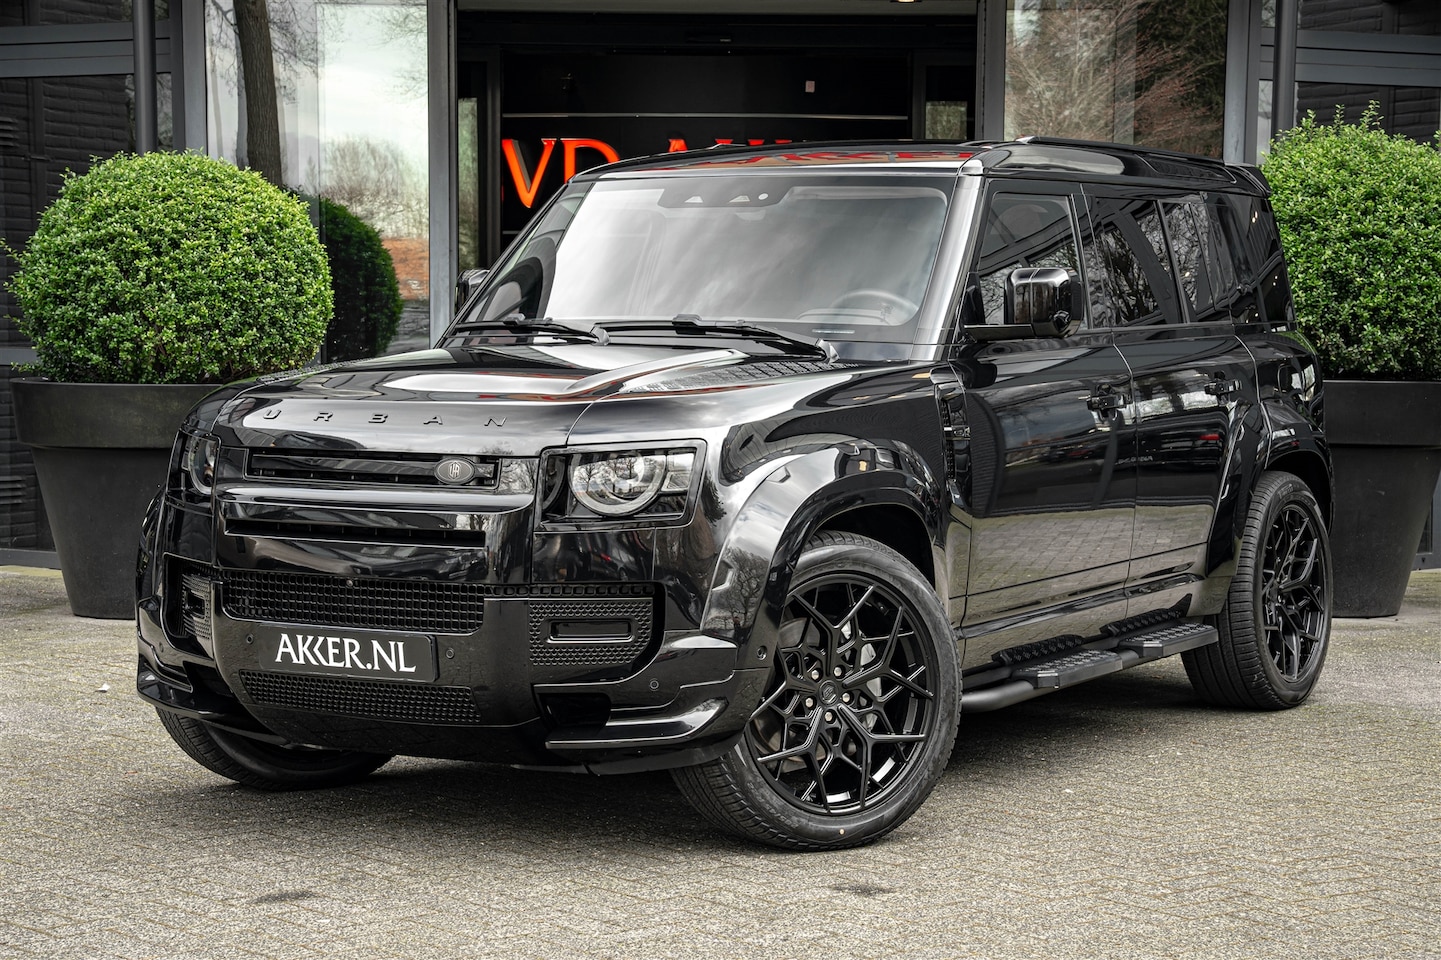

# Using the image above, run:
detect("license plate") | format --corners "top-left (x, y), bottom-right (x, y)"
top-left (257, 626), bottom-right (437, 683)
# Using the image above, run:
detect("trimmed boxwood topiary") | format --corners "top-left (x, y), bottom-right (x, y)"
top-left (1262, 105), bottom-right (1441, 381)
top-left (316, 196), bottom-right (403, 361)
top-left (5, 152), bottom-right (332, 384)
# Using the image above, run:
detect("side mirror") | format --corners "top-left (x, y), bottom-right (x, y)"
top-left (1006, 266), bottom-right (1083, 338)
top-left (454, 268), bottom-right (489, 314)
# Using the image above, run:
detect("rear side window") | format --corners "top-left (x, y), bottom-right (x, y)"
top-left (971, 192), bottom-right (1081, 326)
top-left (1082, 197), bottom-right (1179, 326)
top-left (1163, 196), bottom-right (1239, 322)
top-left (1220, 192), bottom-right (1291, 325)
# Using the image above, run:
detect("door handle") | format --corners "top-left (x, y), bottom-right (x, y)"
top-left (1205, 377), bottom-right (1241, 398)
top-left (1086, 389), bottom-right (1127, 413)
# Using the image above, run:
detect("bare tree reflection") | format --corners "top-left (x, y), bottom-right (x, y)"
top-left (233, 0), bottom-right (281, 183)
top-left (208, 0), bottom-right (317, 185)
top-left (1006, 0), bottom-right (1224, 155)
top-left (322, 137), bottom-right (428, 237)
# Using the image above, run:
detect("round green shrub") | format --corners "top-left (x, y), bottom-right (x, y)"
top-left (1262, 105), bottom-right (1441, 381)
top-left (316, 197), bottom-right (403, 361)
top-left (5, 152), bottom-right (332, 384)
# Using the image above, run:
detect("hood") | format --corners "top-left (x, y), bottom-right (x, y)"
top-left (198, 343), bottom-right (849, 457)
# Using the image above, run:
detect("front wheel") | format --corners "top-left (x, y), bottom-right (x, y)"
top-left (157, 709), bottom-right (391, 790)
top-left (674, 531), bottom-right (959, 850)
top-left (1183, 470), bottom-right (1332, 709)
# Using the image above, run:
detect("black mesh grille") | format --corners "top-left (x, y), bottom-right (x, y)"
top-left (180, 571), bottom-right (214, 649)
top-left (529, 598), bottom-right (655, 666)
top-left (239, 671), bottom-right (485, 724)
top-left (223, 570), bottom-right (492, 634)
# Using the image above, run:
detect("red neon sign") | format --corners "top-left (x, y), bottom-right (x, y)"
top-left (501, 138), bottom-right (622, 207)
top-left (501, 137), bottom-right (798, 207)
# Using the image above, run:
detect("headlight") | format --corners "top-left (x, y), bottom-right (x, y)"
top-left (184, 434), bottom-right (219, 496)
top-left (551, 448), bottom-right (698, 520)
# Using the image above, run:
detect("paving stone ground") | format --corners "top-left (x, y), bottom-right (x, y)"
top-left (2, 566), bottom-right (1437, 960)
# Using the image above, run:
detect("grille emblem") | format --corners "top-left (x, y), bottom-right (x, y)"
top-left (436, 458), bottom-right (476, 485)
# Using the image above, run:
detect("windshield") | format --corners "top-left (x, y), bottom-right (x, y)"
top-left (450, 173), bottom-right (955, 350)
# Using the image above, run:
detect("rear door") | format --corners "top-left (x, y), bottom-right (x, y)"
top-left (1081, 187), bottom-right (1262, 610)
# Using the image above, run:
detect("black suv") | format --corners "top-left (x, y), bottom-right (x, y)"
top-left (138, 139), bottom-right (1332, 849)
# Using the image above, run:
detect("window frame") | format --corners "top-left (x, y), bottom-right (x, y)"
top-left (955, 179), bottom-right (1090, 338)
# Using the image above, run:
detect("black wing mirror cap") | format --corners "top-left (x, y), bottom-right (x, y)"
top-left (454, 268), bottom-right (490, 315)
top-left (1006, 266), bottom-right (1083, 338)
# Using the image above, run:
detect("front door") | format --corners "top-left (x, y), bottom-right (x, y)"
top-left (949, 184), bottom-right (1135, 662)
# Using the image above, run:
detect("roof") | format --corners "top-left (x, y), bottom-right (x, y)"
top-left (582, 137), bottom-right (1264, 192)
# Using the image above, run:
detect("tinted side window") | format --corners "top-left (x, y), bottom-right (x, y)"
top-left (1082, 197), bottom-right (1179, 326)
top-left (1212, 192), bottom-right (1269, 324)
top-left (1231, 195), bottom-right (1293, 326)
top-left (1162, 196), bottom-right (1236, 322)
top-left (972, 193), bottom-right (1081, 326)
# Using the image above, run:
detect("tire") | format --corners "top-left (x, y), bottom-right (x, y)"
top-left (1183, 470), bottom-right (1331, 709)
top-left (157, 709), bottom-right (391, 790)
top-left (673, 531), bottom-right (960, 850)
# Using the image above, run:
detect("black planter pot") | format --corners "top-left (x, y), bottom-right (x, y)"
top-left (1326, 380), bottom-right (1441, 618)
top-left (12, 379), bottom-right (216, 619)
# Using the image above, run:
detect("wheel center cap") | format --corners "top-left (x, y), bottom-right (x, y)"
top-left (819, 680), bottom-right (841, 705)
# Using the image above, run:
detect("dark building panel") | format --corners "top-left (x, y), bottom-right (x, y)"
top-left (0, 71), bottom-right (131, 551)
top-left (1300, 0), bottom-right (1439, 36)
top-left (1297, 82), bottom-right (1441, 142)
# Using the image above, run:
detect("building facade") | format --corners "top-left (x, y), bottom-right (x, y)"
top-left (2, 0), bottom-right (1438, 566)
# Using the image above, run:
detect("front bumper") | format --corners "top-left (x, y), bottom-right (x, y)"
top-left (137, 554), bottom-right (766, 772)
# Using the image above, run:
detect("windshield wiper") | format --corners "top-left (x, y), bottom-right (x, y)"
top-left (600, 314), bottom-right (837, 361)
top-left (450, 313), bottom-right (610, 344)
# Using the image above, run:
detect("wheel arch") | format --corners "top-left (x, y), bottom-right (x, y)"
top-left (697, 444), bottom-right (947, 656)
top-left (1264, 448), bottom-right (1333, 529)
top-left (814, 503), bottom-right (936, 588)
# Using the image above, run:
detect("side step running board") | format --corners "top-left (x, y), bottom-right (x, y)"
top-left (961, 621), bottom-right (1217, 713)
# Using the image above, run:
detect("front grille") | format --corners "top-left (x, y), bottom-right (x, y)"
top-left (529, 598), bottom-right (655, 666)
top-left (238, 671), bottom-right (485, 724)
top-left (247, 449), bottom-right (500, 488)
top-left (223, 570), bottom-right (493, 634)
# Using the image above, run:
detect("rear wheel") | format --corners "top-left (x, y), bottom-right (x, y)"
top-left (157, 709), bottom-right (391, 790)
top-left (1183, 470), bottom-right (1331, 709)
top-left (674, 531), bottom-right (959, 850)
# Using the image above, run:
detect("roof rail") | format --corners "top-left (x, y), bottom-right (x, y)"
top-left (1014, 135), bottom-right (1233, 170)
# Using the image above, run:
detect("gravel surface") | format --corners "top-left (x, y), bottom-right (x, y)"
top-left (2, 566), bottom-right (1437, 960)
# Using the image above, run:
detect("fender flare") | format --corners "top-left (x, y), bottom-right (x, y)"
top-left (698, 441), bottom-right (942, 663)
top-left (1202, 396), bottom-right (1332, 588)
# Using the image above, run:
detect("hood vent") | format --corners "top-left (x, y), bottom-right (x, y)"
top-left (626, 358), bottom-right (848, 393)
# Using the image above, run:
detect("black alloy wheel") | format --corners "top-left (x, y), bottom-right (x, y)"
top-left (1184, 470), bottom-right (1332, 709)
top-left (1261, 497), bottom-right (1329, 684)
top-left (674, 531), bottom-right (959, 849)
top-left (751, 571), bottom-right (938, 814)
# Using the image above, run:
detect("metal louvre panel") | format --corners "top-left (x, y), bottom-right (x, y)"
top-left (627, 359), bottom-right (852, 392)
top-left (222, 570), bottom-right (492, 635)
top-left (238, 671), bottom-right (485, 725)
